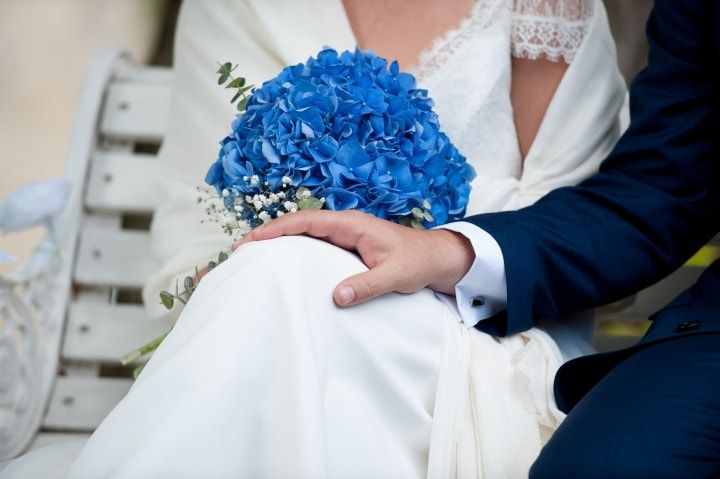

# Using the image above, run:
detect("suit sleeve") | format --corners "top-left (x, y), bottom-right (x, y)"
top-left (464, 0), bottom-right (720, 336)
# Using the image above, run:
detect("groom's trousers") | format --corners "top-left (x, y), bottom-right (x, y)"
top-left (530, 333), bottom-right (720, 478)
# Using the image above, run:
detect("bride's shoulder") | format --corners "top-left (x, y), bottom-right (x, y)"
top-left (511, 0), bottom-right (595, 64)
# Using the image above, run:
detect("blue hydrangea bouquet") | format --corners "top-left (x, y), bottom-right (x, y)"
top-left (122, 48), bottom-right (475, 373)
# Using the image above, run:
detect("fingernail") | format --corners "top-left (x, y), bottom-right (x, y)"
top-left (338, 286), bottom-right (355, 305)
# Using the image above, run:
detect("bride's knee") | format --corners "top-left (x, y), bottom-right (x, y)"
top-left (230, 236), bottom-right (365, 279)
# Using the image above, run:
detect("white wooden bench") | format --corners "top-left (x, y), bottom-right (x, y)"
top-left (0, 48), bottom-right (171, 459)
top-left (1, 47), bottom-right (718, 461)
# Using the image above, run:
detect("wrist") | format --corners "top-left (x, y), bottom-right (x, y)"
top-left (427, 229), bottom-right (475, 295)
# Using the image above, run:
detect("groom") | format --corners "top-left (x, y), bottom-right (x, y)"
top-left (241, 0), bottom-right (719, 474)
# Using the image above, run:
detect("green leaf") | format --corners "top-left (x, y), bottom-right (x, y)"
top-left (236, 84), bottom-right (254, 96)
top-left (422, 199), bottom-right (432, 210)
top-left (226, 77), bottom-right (246, 88)
top-left (132, 363), bottom-right (146, 379)
top-left (411, 207), bottom-right (425, 220)
top-left (411, 220), bottom-right (425, 230)
top-left (207, 260), bottom-right (217, 271)
top-left (423, 211), bottom-right (434, 222)
top-left (231, 91), bottom-right (241, 103)
top-left (237, 96), bottom-right (250, 111)
top-left (218, 251), bottom-right (229, 263)
top-left (217, 62), bottom-right (232, 74)
top-left (398, 217), bottom-right (413, 228)
top-left (121, 332), bottom-right (169, 365)
top-left (298, 197), bottom-right (323, 210)
top-left (159, 291), bottom-right (174, 310)
top-left (183, 275), bottom-right (195, 292)
top-left (218, 72), bottom-right (230, 85)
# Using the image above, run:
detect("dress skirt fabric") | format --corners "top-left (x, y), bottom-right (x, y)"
top-left (56, 236), bottom-right (562, 479)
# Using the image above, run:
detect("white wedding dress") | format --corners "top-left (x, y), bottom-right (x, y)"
top-left (0, 1), bottom-right (627, 478)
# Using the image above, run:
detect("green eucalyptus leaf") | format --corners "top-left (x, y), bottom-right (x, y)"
top-left (218, 251), bottom-right (229, 263)
top-left (226, 77), bottom-right (246, 88)
top-left (132, 363), bottom-right (146, 379)
top-left (411, 207), bottom-right (425, 220)
top-left (231, 91), bottom-right (241, 103)
top-left (207, 260), bottom-right (217, 271)
top-left (423, 211), bottom-right (434, 222)
top-left (422, 199), bottom-right (432, 210)
top-left (183, 275), bottom-right (195, 292)
top-left (237, 84), bottom-right (254, 95)
top-left (218, 72), bottom-right (230, 85)
top-left (411, 220), bottom-right (425, 230)
top-left (298, 197), bottom-right (323, 210)
top-left (398, 217), bottom-right (413, 228)
top-left (237, 96), bottom-right (250, 111)
top-left (159, 291), bottom-right (174, 310)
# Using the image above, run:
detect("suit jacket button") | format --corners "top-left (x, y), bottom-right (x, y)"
top-left (470, 296), bottom-right (485, 307)
top-left (675, 320), bottom-right (702, 333)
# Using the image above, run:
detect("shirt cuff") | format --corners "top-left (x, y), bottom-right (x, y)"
top-left (436, 221), bottom-right (508, 328)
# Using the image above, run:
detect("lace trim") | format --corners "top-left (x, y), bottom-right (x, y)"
top-left (511, 0), bottom-right (593, 64)
top-left (412, 0), bottom-right (507, 82)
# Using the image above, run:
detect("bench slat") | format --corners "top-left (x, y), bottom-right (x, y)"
top-left (100, 82), bottom-right (171, 142)
top-left (63, 302), bottom-right (169, 363)
top-left (74, 227), bottom-right (157, 288)
top-left (86, 152), bottom-right (159, 212)
top-left (43, 377), bottom-right (132, 431)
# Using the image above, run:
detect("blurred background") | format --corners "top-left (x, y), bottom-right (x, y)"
top-left (0, 0), bottom-right (651, 271)
top-left (0, 0), bottom-right (180, 274)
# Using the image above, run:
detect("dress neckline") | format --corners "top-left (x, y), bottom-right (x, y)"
top-left (336, 0), bottom-right (503, 82)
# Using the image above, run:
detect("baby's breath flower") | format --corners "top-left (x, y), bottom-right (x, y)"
top-left (222, 189), bottom-right (230, 197)
top-left (281, 176), bottom-right (292, 185)
top-left (283, 201), bottom-right (297, 211)
top-left (258, 211), bottom-right (271, 222)
top-left (250, 175), bottom-right (260, 185)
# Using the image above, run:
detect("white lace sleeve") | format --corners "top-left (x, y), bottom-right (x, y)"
top-left (511, 0), bottom-right (593, 63)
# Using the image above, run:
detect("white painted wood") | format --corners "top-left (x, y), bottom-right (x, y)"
top-left (85, 152), bottom-right (160, 212)
top-left (28, 433), bottom-right (90, 452)
top-left (100, 81), bottom-right (171, 142)
top-left (0, 48), bottom-right (133, 461)
top-left (43, 377), bottom-right (132, 431)
top-left (74, 227), bottom-right (157, 288)
top-left (116, 66), bottom-right (173, 85)
top-left (63, 301), bottom-right (169, 363)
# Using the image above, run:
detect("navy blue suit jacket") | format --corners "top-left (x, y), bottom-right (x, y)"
top-left (465, 0), bottom-right (720, 410)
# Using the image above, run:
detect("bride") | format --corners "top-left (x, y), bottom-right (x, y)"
top-left (1, 0), bottom-right (626, 477)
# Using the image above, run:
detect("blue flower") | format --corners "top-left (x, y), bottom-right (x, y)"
top-left (205, 48), bottom-right (476, 228)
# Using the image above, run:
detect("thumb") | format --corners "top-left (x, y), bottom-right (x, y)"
top-left (333, 263), bottom-right (397, 307)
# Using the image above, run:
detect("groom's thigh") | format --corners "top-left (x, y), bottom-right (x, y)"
top-left (530, 334), bottom-right (720, 479)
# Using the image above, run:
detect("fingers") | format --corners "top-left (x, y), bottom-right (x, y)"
top-left (233, 210), bottom-right (368, 250)
top-left (333, 263), bottom-right (401, 307)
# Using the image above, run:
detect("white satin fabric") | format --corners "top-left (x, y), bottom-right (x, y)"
top-left (0, 0), bottom-right (627, 477)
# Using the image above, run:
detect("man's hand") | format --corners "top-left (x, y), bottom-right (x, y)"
top-left (232, 210), bottom-right (475, 307)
